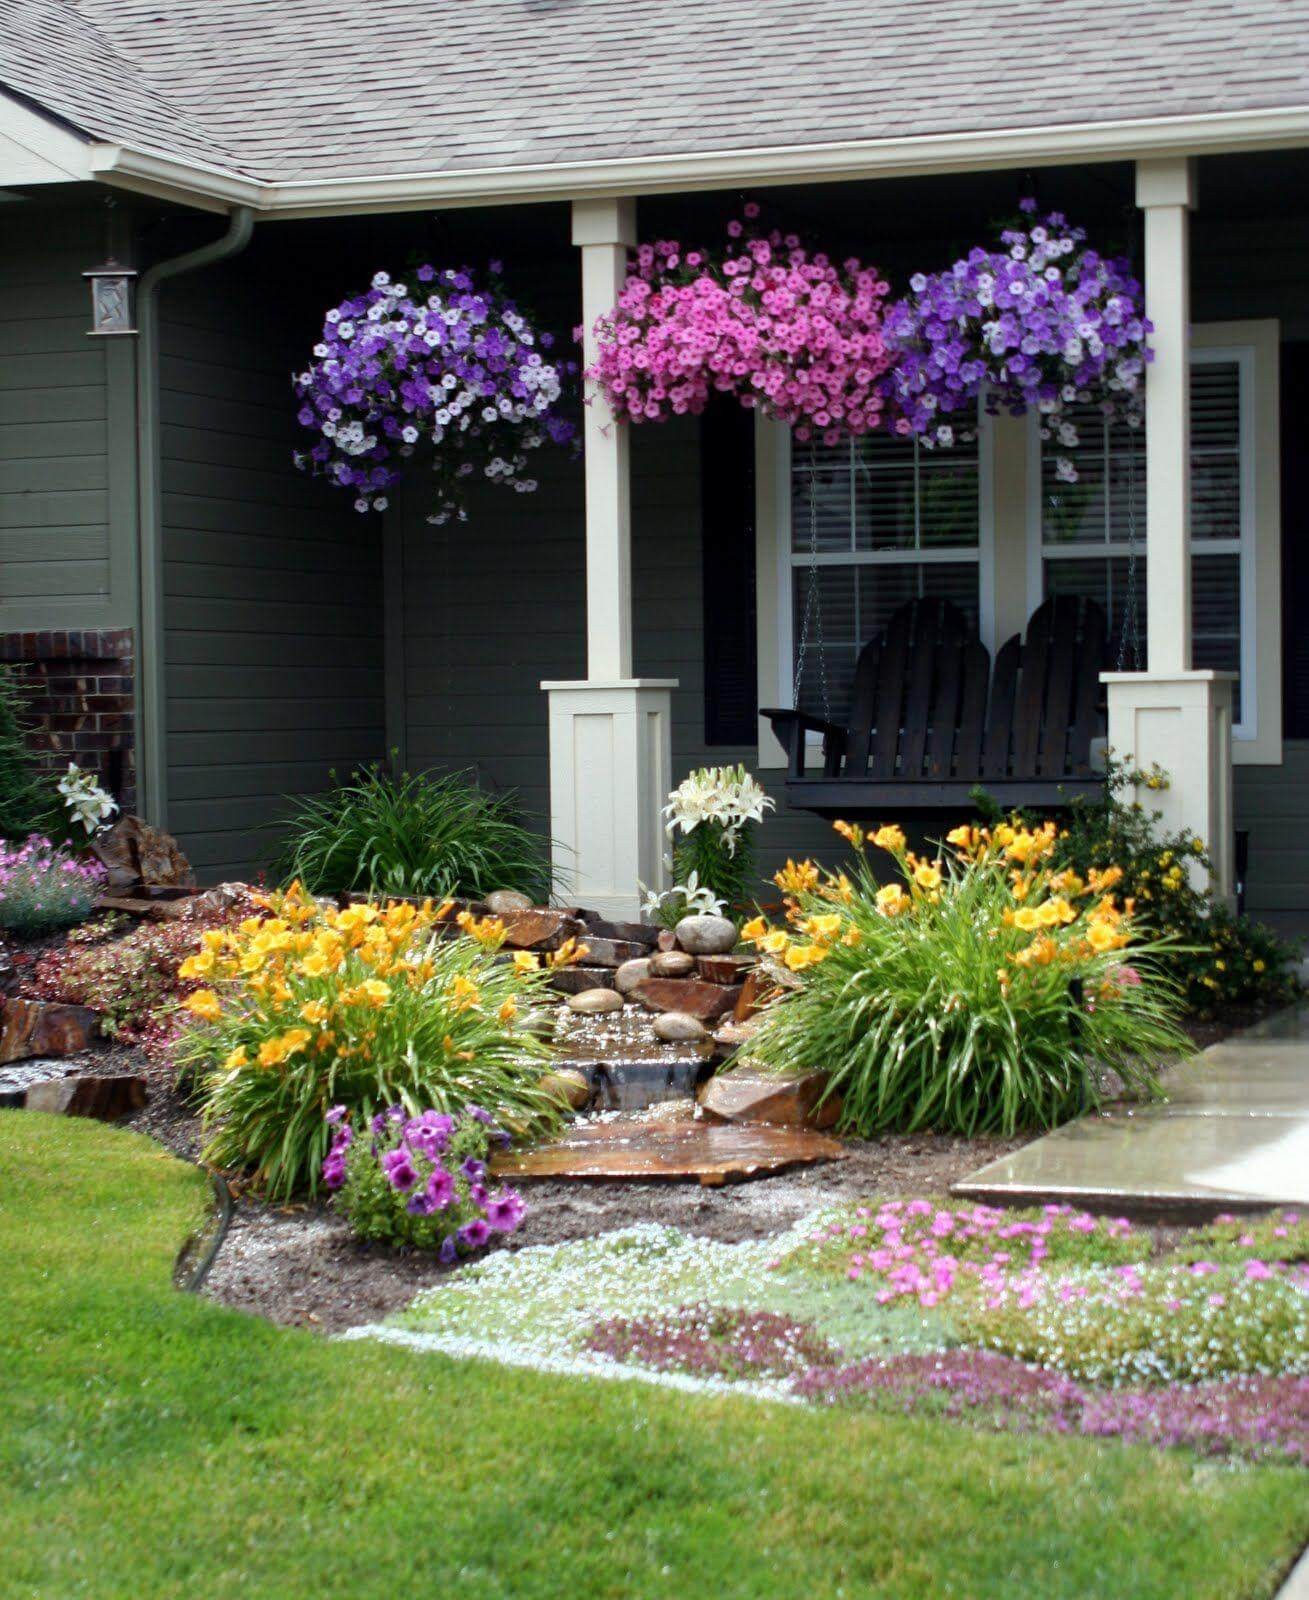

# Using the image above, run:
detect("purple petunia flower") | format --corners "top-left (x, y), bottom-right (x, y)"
top-left (321, 1154), bottom-right (347, 1190)
top-left (484, 1189), bottom-right (527, 1234)
top-left (438, 1235), bottom-right (459, 1265)
top-left (461, 1157), bottom-right (487, 1183)
top-left (457, 1218), bottom-right (492, 1251)
top-left (381, 1148), bottom-right (419, 1192)
top-left (425, 1166), bottom-right (457, 1211)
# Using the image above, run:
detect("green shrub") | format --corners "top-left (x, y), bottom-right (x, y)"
top-left (1019, 763), bottom-right (1299, 1015)
top-left (178, 887), bottom-right (559, 1197)
top-left (0, 668), bottom-right (51, 840)
top-left (740, 818), bottom-right (1190, 1137)
top-left (273, 764), bottom-right (552, 902)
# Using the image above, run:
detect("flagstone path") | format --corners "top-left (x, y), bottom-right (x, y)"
top-left (955, 1004), bottom-right (1309, 1216)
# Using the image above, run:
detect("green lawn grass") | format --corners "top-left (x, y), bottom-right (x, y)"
top-left (2, 1112), bottom-right (1307, 1600)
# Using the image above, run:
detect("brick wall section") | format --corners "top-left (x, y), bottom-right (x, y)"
top-left (0, 629), bottom-right (136, 813)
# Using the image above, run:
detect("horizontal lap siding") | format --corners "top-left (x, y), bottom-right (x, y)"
top-left (399, 444), bottom-right (585, 840)
top-left (398, 414), bottom-right (836, 896)
top-left (161, 262), bottom-right (385, 882)
top-left (1235, 745), bottom-right (1309, 915)
top-left (0, 211), bottom-right (111, 613)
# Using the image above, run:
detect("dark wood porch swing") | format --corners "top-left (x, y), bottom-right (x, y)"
top-left (762, 592), bottom-right (1108, 817)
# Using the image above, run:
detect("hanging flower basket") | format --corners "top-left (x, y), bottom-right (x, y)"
top-left (879, 200), bottom-right (1153, 480)
top-left (294, 265), bottom-right (575, 524)
top-left (587, 207), bottom-right (896, 445)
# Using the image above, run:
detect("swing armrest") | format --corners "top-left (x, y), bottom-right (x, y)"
top-left (761, 709), bottom-right (847, 778)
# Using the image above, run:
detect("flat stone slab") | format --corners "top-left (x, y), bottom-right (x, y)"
top-left (491, 1103), bottom-right (847, 1186)
top-left (955, 1003), bottom-right (1309, 1215)
top-left (0, 1065), bottom-right (146, 1120)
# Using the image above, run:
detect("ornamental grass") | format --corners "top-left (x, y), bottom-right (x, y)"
top-left (741, 819), bottom-right (1190, 1137)
top-left (273, 764), bottom-right (552, 903)
top-left (178, 886), bottom-right (563, 1198)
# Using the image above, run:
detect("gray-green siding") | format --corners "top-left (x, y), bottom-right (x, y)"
top-left (159, 260), bottom-right (385, 880)
top-left (0, 207), bottom-right (116, 625)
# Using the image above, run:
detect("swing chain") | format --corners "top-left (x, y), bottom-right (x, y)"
top-left (794, 438), bottom-right (831, 719)
top-left (1117, 426), bottom-right (1143, 673)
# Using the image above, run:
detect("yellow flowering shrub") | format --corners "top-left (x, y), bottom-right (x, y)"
top-left (740, 819), bottom-right (1189, 1137)
top-left (178, 885), bottom-right (561, 1197)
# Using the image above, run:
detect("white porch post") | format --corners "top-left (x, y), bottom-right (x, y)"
top-left (1104, 158), bottom-right (1234, 898)
top-left (542, 197), bottom-right (676, 919)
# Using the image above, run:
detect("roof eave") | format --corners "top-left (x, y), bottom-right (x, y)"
top-left (90, 103), bottom-right (1309, 220)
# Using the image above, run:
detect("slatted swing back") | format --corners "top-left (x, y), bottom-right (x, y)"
top-left (982, 593), bottom-right (1107, 782)
top-left (842, 597), bottom-right (991, 782)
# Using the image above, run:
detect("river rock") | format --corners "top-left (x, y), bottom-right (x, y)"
top-left (614, 958), bottom-right (652, 994)
top-left (674, 914), bottom-right (738, 955)
top-left (652, 1011), bottom-right (709, 1044)
top-left (566, 987), bottom-right (625, 1016)
top-left (0, 998), bottom-right (101, 1065)
top-left (649, 949), bottom-right (695, 979)
top-left (485, 888), bottom-right (533, 915)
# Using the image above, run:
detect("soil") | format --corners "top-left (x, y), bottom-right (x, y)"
top-left (195, 1129), bottom-right (1030, 1335)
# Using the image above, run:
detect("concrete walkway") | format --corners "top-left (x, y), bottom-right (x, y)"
top-left (955, 1004), bottom-right (1309, 1215)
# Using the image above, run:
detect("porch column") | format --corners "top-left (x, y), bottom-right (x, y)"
top-left (542, 197), bottom-right (676, 918)
top-left (1104, 158), bottom-right (1234, 898)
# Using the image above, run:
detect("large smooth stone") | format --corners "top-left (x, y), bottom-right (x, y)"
top-left (674, 914), bottom-right (738, 955)
top-left (649, 950), bottom-right (695, 979)
top-left (614, 958), bottom-right (652, 994)
top-left (485, 888), bottom-right (533, 914)
top-left (539, 1068), bottom-right (592, 1111)
top-left (0, 999), bottom-right (101, 1065)
top-left (652, 1011), bottom-right (709, 1043)
top-left (566, 987), bottom-right (625, 1016)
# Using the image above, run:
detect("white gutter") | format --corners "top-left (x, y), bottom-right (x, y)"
top-left (135, 206), bottom-right (255, 827)
top-left (88, 103), bottom-right (1309, 220)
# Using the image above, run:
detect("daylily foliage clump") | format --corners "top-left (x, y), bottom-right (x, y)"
top-left (741, 818), bottom-right (1189, 1135)
top-left (180, 886), bottom-right (571, 1197)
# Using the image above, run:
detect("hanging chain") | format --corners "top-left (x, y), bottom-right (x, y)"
top-left (1116, 435), bottom-right (1143, 672)
top-left (793, 439), bottom-right (831, 718)
top-left (1116, 203), bottom-right (1144, 674)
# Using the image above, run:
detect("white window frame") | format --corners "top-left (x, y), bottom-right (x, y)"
top-left (755, 407), bottom-right (996, 767)
top-left (1024, 321), bottom-right (1281, 763)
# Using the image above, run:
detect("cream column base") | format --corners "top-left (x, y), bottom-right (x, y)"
top-left (542, 679), bottom-right (677, 920)
top-left (1103, 671), bottom-right (1235, 900)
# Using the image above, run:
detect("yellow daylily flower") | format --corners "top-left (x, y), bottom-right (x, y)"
top-left (872, 825), bottom-right (907, 855)
top-left (184, 989), bottom-right (222, 1023)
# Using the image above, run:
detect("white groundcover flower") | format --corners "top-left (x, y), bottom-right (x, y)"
top-left (57, 762), bottom-right (118, 836)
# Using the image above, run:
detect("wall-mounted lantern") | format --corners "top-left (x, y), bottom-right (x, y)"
top-left (83, 259), bottom-right (138, 336)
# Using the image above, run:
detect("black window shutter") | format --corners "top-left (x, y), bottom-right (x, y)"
top-left (701, 396), bottom-right (757, 745)
top-left (1281, 342), bottom-right (1309, 739)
